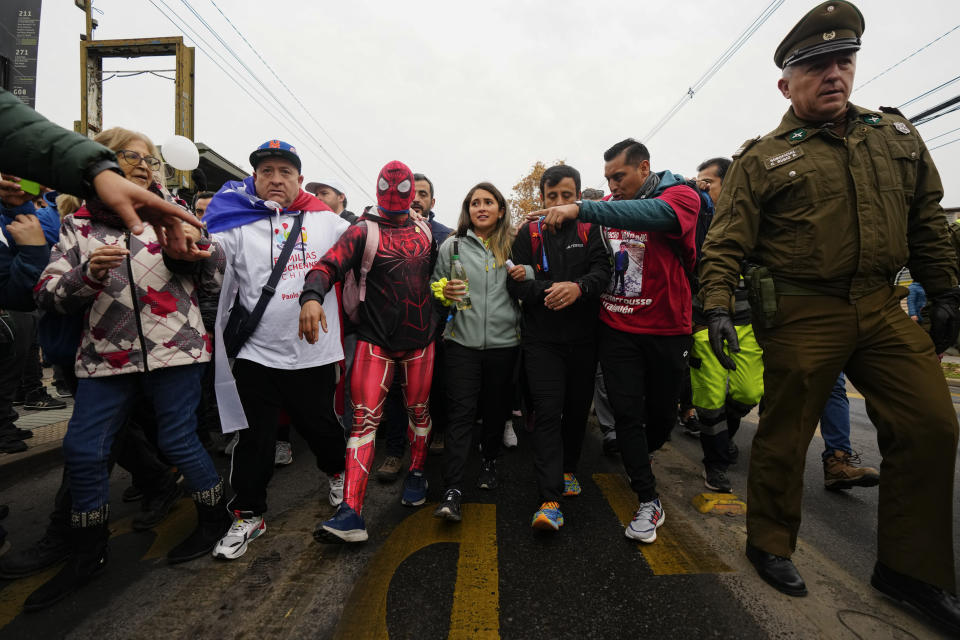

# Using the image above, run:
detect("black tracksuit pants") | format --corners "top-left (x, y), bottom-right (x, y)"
top-left (598, 325), bottom-right (691, 503)
top-left (442, 342), bottom-right (518, 491)
top-left (524, 339), bottom-right (597, 503)
top-left (230, 359), bottom-right (345, 515)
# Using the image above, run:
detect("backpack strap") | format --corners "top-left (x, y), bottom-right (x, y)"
top-left (530, 218), bottom-right (547, 272)
top-left (576, 221), bottom-right (591, 245)
top-left (358, 220), bottom-right (379, 303)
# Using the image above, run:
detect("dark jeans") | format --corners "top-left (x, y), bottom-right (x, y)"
top-left (442, 342), bottom-right (518, 490)
top-left (63, 364), bottom-right (218, 513)
top-left (598, 325), bottom-right (691, 502)
top-left (48, 395), bottom-right (173, 537)
top-left (230, 359), bottom-right (345, 515)
top-left (525, 340), bottom-right (597, 502)
top-left (819, 372), bottom-right (851, 459)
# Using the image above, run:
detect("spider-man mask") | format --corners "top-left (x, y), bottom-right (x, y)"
top-left (376, 161), bottom-right (415, 215)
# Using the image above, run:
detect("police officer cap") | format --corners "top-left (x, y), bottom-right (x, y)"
top-left (774, 0), bottom-right (864, 69)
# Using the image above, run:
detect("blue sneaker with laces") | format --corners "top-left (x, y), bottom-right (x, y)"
top-left (314, 503), bottom-right (367, 543)
top-left (562, 473), bottom-right (582, 496)
top-left (401, 469), bottom-right (428, 506)
top-left (531, 501), bottom-right (564, 531)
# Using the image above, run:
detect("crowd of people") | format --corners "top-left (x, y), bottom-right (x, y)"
top-left (0, 0), bottom-right (959, 634)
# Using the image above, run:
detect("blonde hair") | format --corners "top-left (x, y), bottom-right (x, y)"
top-left (56, 194), bottom-right (81, 218)
top-left (93, 127), bottom-right (163, 183)
top-left (456, 182), bottom-right (513, 267)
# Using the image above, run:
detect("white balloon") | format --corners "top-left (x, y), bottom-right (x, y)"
top-left (161, 135), bottom-right (200, 171)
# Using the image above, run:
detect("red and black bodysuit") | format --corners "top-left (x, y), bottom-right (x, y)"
top-left (301, 161), bottom-right (437, 513)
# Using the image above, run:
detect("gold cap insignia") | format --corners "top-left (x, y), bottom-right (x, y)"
top-left (822, 30), bottom-right (836, 40)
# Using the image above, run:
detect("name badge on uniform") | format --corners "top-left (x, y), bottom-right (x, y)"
top-left (764, 147), bottom-right (805, 170)
top-left (894, 122), bottom-right (911, 135)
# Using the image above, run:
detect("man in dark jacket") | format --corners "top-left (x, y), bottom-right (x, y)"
top-left (507, 165), bottom-right (610, 531)
top-left (0, 212), bottom-right (50, 453)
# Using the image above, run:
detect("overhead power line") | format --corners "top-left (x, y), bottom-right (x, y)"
top-left (898, 74), bottom-right (960, 110)
top-left (926, 125), bottom-right (960, 142)
top-left (930, 136), bottom-right (960, 151)
top-left (910, 95), bottom-right (960, 126)
top-left (207, 0), bottom-right (372, 188)
top-left (856, 24), bottom-right (960, 91)
top-left (643, 0), bottom-right (787, 142)
top-left (146, 0), bottom-right (355, 185)
top-left (176, 0), bottom-right (373, 199)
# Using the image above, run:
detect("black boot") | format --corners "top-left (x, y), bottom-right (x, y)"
top-left (872, 562), bottom-right (960, 635)
top-left (746, 543), bottom-right (807, 597)
top-left (132, 475), bottom-right (183, 532)
top-left (167, 490), bottom-right (230, 564)
top-left (0, 530), bottom-right (71, 579)
top-left (23, 523), bottom-right (108, 612)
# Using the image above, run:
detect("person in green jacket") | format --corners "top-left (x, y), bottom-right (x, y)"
top-left (0, 88), bottom-right (199, 254)
top-left (430, 182), bottom-right (520, 522)
top-left (697, 1), bottom-right (960, 632)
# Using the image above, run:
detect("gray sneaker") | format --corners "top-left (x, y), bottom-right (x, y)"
top-left (625, 498), bottom-right (664, 543)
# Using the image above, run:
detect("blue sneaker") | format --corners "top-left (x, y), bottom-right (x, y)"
top-left (531, 501), bottom-right (564, 531)
top-left (314, 503), bottom-right (367, 543)
top-left (562, 473), bottom-right (582, 496)
top-left (625, 498), bottom-right (664, 543)
top-left (401, 469), bottom-right (428, 506)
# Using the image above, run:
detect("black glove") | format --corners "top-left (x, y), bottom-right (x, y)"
top-left (705, 307), bottom-right (740, 371)
top-left (927, 287), bottom-right (960, 354)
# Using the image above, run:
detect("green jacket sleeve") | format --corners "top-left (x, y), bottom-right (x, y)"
top-left (578, 198), bottom-right (679, 232)
top-left (904, 136), bottom-right (959, 297)
top-left (0, 89), bottom-right (117, 198)
top-left (697, 159), bottom-right (762, 311)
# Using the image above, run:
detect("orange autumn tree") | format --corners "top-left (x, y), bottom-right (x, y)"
top-left (508, 160), bottom-right (565, 226)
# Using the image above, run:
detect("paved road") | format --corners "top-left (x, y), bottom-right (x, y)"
top-left (0, 385), bottom-right (956, 639)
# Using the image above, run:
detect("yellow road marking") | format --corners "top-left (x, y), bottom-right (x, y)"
top-left (594, 473), bottom-right (732, 575)
top-left (449, 504), bottom-right (499, 640)
top-left (333, 503), bottom-right (499, 639)
top-left (0, 566), bottom-right (59, 628)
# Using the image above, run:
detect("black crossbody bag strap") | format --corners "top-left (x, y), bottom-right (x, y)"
top-left (248, 212), bottom-right (303, 327)
top-left (224, 213), bottom-right (305, 358)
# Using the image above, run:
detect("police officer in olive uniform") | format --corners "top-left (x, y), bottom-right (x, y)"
top-left (698, 1), bottom-right (960, 633)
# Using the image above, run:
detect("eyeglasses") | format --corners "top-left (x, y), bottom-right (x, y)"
top-left (116, 149), bottom-right (162, 171)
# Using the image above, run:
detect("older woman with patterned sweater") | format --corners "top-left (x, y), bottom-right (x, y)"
top-left (29, 127), bottom-right (226, 611)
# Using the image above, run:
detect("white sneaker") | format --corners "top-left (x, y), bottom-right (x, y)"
top-left (224, 432), bottom-right (239, 456)
top-left (213, 511), bottom-right (265, 560)
top-left (503, 420), bottom-right (518, 448)
top-left (624, 498), bottom-right (664, 544)
top-left (327, 472), bottom-right (344, 507)
top-left (274, 441), bottom-right (293, 466)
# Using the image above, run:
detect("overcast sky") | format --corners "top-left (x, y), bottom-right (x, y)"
top-left (30, 0), bottom-right (960, 227)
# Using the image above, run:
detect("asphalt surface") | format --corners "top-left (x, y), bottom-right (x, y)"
top-left (0, 384), bottom-right (956, 639)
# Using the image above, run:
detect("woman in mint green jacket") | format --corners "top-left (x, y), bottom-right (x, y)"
top-left (429, 182), bottom-right (520, 522)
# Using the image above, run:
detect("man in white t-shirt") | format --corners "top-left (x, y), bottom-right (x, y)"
top-left (203, 140), bottom-right (350, 560)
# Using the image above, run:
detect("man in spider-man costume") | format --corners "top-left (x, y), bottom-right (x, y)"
top-left (299, 160), bottom-right (439, 543)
